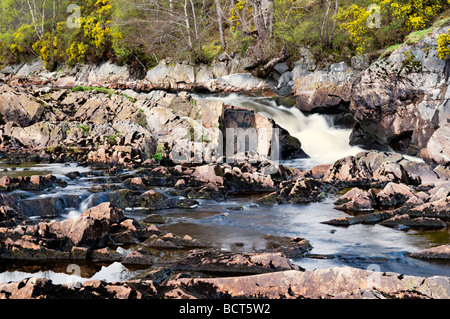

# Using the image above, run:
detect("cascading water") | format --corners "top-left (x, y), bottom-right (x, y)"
top-left (193, 93), bottom-right (365, 169)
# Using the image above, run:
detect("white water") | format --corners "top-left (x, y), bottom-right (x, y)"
top-left (0, 262), bottom-right (136, 285)
top-left (194, 93), bottom-right (365, 168)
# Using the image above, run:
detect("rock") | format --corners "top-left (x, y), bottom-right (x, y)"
top-left (0, 85), bottom-right (45, 127)
top-left (376, 182), bottom-right (416, 208)
top-left (0, 265), bottom-right (448, 299)
top-left (293, 61), bottom-right (357, 114)
top-left (121, 250), bottom-right (154, 265)
top-left (222, 106), bottom-right (307, 161)
top-left (255, 177), bottom-right (329, 205)
top-left (309, 164), bottom-right (332, 179)
top-left (380, 214), bottom-right (446, 229)
top-left (142, 214), bottom-right (166, 224)
top-left (144, 231), bottom-right (208, 249)
top-left (19, 194), bottom-right (80, 218)
top-left (262, 235), bottom-right (312, 257)
top-left (323, 151), bottom-right (439, 186)
top-left (428, 182), bottom-right (450, 201)
top-left (399, 160), bottom-right (441, 185)
top-left (170, 266), bottom-right (450, 299)
top-left (323, 211), bottom-right (395, 226)
top-left (403, 197), bottom-right (450, 220)
top-left (206, 73), bottom-right (274, 93)
top-left (136, 190), bottom-right (171, 210)
top-left (48, 202), bottom-right (124, 248)
top-left (173, 250), bottom-right (301, 274)
top-left (192, 164), bottom-right (224, 185)
top-left (224, 166), bottom-right (276, 194)
top-left (434, 165), bottom-right (450, 180)
top-left (90, 247), bottom-right (122, 262)
top-left (0, 206), bottom-right (27, 227)
top-left (0, 277), bottom-right (54, 299)
top-left (0, 236), bottom-right (71, 260)
top-left (334, 188), bottom-right (374, 212)
top-left (348, 27), bottom-right (449, 161)
top-left (410, 244), bottom-right (450, 260)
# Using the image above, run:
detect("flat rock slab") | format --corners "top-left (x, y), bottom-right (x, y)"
top-left (171, 266), bottom-right (450, 299)
top-left (410, 244), bottom-right (450, 260)
top-left (172, 250), bottom-right (301, 274)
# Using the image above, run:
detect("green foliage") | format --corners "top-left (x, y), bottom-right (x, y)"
top-left (437, 30), bottom-right (450, 59)
top-left (77, 124), bottom-right (91, 136)
top-left (1, 0), bottom-right (450, 71)
top-left (337, 0), bottom-right (449, 55)
top-left (72, 86), bottom-right (116, 97)
top-left (106, 131), bottom-right (121, 144)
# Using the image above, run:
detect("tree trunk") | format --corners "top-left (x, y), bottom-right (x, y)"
top-left (216, 0), bottom-right (226, 49)
top-left (183, 0), bottom-right (193, 48)
top-left (251, 0), bottom-right (273, 40)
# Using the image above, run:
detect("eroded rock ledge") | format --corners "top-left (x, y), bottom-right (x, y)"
top-left (0, 266), bottom-right (448, 299)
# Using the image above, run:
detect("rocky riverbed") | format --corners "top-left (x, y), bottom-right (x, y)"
top-left (0, 25), bottom-right (449, 299)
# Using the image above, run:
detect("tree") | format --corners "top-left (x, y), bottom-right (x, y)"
top-left (215, 0), bottom-right (227, 49)
top-left (112, 0), bottom-right (216, 63)
top-left (251, 0), bottom-right (274, 39)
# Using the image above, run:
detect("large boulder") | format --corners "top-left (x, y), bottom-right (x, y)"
top-left (376, 182), bottom-right (416, 208)
top-left (334, 187), bottom-right (374, 212)
top-left (0, 85), bottom-right (45, 127)
top-left (48, 202), bottom-right (124, 247)
top-left (323, 150), bottom-right (442, 186)
top-left (293, 61), bottom-right (359, 114)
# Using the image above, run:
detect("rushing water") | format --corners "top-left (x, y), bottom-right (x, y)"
top-left (193, 93), bottom-right (365, 169)
top-left (0, 94), bottom-right (448, 284)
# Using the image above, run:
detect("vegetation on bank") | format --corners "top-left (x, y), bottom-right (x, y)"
top-left (1, 0), bottom-right (450, 73)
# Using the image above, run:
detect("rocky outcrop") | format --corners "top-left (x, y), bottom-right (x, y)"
top-left (0, 202), bottom-right (209, 261)
top-left (0, 266), bottom-right (448, 299)
top-left (223, 106), bottom-right (307, 161)
top-left (0, 85), bottom-right (45, 127)
top-left (169, 266), bottom-right (450, 299)
top-left (348, 27), bottom-right (450, 164)
top-left (293, 60), bottom-right (358, 114)
top-left (323, 151), bottom-right (441, 186)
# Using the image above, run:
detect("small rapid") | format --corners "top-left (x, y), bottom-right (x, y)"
top-left (193, 93), bottom-right (365, 169)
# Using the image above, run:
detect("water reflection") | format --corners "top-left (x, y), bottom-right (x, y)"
top-left (161, 196), bottom-right (450, 277)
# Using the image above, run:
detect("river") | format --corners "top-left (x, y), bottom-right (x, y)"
top-left (0, 94), bottom-right (448, 284)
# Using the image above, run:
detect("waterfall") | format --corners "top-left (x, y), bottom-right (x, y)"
top-left (193, 93), bottom-right (365, 169)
